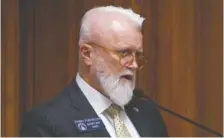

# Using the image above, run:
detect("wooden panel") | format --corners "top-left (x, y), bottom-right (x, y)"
top-left (19, 0), bottom-right (35, 113)
top-left (152, 0), bottom-right (223, 136)
top-left (154, 0), bottom-right (191, 136)
top-left (137, 0), bottom-right (157, 99)
top-left (33, 0), bottom-right (70, 104)
top-left (1, 0), bottom-right (21, 136)
top-left (195, 0), bottom-right (223, 135)
top-left (67, 0), bottom-right (84, 83)
top-left (83, 0), bottom-right (114, 10)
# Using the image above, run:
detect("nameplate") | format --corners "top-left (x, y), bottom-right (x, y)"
top-left (74, 117), bottom-right (105, 132)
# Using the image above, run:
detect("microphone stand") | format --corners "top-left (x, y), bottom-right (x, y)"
top-left (134, 90), bottom-right (223, 137)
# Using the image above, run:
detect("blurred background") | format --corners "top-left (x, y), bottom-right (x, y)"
top-left (2, 0), bottom-right (223, 137)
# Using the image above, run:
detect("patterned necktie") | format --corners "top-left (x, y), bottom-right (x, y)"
top-left (106, 104), bottom-right (131, 137)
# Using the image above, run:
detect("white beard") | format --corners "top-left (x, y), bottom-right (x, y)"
top-left (95, 58), bottom-right (135, 107)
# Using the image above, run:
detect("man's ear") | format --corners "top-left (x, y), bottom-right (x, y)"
top-left (79, 44), bottom-right (93, 66)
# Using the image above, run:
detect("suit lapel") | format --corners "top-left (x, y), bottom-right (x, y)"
top-left (67, 78), bottom-right (155, 137)
top-left (125, 97), bottom-right (153, 137)
top-left (68, 79), bottom-right (110, 137)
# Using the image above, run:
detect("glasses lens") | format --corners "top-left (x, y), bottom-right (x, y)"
top-left (120, 54), bottom-right (146, 70)
top-left (120, 55), bottom-right (133, 66)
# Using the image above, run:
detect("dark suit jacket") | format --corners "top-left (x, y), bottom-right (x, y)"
top-left (20, 78), bottom-right (168, 137)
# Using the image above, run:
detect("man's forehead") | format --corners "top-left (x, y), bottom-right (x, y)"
top-left (107, 29), bottom-right (143, 51)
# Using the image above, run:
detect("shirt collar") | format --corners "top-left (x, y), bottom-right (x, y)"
top-left (76, 73), bottom-right (112, 115)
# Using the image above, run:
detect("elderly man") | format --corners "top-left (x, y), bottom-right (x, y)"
top-left (20, 6), bottom-right (168, 137)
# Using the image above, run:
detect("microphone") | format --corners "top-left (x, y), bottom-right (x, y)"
top-left (134, 89), bottom-right (223, 137)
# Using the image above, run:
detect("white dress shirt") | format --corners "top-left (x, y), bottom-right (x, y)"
top-left (76, 73), bottom-right (140, 138)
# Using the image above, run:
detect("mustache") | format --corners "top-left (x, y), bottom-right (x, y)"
top-left (119, 70), bottom-right (135, 76)
top-left (99, 70), bottom-right (135, 91)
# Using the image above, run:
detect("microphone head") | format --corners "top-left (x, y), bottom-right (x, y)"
top-left (133, 88), bottom-right (145, 97)
top-left (133, 88), bottom-right (154, 103)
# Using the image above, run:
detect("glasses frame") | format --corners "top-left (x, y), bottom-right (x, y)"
top-left (86, 42), bottom-right (146, 70)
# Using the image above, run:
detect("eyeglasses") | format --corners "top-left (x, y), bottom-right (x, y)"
top-left (86, 42), bottom-right (146, 70)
